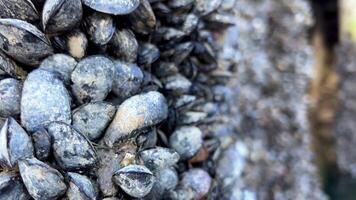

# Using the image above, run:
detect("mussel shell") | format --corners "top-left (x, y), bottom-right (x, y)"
top-left (0, 0), bottom-right (39, 22)
top-left (168, 0), bottom-right (194, 11)
top-left (195, 0), bottom-right (222, 16)
top-left (47, 122), bottom-right (97, 170)
top-left (66, 172), bottom-right (98, 200)
top-left (39, 54), bottom-right (77, 84)
top-left (169, 126), bottom-right (203, 160)
top-left (108, 29), bottom-right (138, 63)
top-left (136, 130), bottom-right (157, 150)
top-left (83, 12), bottom-right (115, 45)
top-left (0, 19), bottom-right (53, 66)
top-left (42, 0), bottom-right (82, 33)
top-left (113, 165), bottom-right (155, 198)
top-left (0, 117), bottom-right (33, 168)
top-left (21, 69), bottom-right (71, 132)
top-left (139, 147), bottom-right (180, 171)
top-left (52, 29), bottom-right (88, 59)
top-left (162, 74), bottom-right (192, 95)
top-left (72, 101), bottom-right (116, 141)
top-left (182, 14), bottom-right (199, 34)
top-left (203, 13), bottom-right (235, 30)
top-left (0, 50), bottom-right (27, 79)
top-left (153, 62), bottom-right (178, 78)
top-left (71, 55), bottom-right (115, 104)
top-left (161, 42), bottom-right (194, 65)
top-left (82, 0), bottom-right (140, 15)
top-left (0, 172), bottom-right (31, 200)
top-left (103, 91), bottom-right (168, 147)
top-left (180, 168), bottom-right (212, 199)
top-left (32, 128), bottom-right (51, 161)
top-left (146, 167), bottom-right (179, 199)
top-left (128, 0), bottom-right (156, 35)
top-left (0, 78), bottom-right (22, 117)
top-left (112, 61), bottom-right (143, 100)
top-left (177, 111), bottom-right (207, 125)
top-left (18, 158), bottom-right (67, 200)
top-left (138, 43), bottom-right (160, 66)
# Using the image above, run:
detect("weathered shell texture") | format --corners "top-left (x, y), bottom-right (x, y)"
top-left (18, 158), bottom-right (67, 200)
top-left (181, 168), bottom-right (212, 199)
top-left (21, 69), bottom-right (71, 132)
top-left (0, 0), bottom-right (39, 22)
top-left (52, 29), bottom-right (88, 59)
top-left (0, 118), bottom-right (33, 168)
top-left (109, 29), bottom-right (138, 62)
top-left (163, 73), bottom-right (192, 95)
top-left (32, 128), bottom-right (51, 160)
top-left (0, 172), bottom-right (30, 200)
top-left (128, 0), bottom-right (156, 34)
top-left (137, 43), bottom-right (160, 66)
top-left (72, 101), bottom-right (116, 140)
top-left (67, 172), bottom-right (97, 200)
top-left (47, 122), bottom-right (96, 170)
top-left (71, 55), bottom-right (115, 104)
top-left (114, 165), bottom-right (155, 198)
top-left (104, 91), bottom-right (168, 147)
top-left (0, 78), bottom-right (22, 117)
top-left (96, 148), bottom-right (121, 197)
top-left (0, 19), bottom-right (53, 66)
top-left (148, 167), bottom-right (178, 198)
top-left (169, 126), bottom-right (203, 160)
top-left (82, 0), bottom-right (140, 15)
top-left (39, 54), bottom-right (77, 84)
top-left (0, 49), bottom-right (26, 79)
top-left (42, 0), bottom-right (82, 34)
top-left (139, 147), bottom-right (180, 171)
top-left (195, 0), bottom-right (222, 16)
top-left (112, 61), bottom-right (143, 100)
top-left (84, 12), bottom-right (115, 45)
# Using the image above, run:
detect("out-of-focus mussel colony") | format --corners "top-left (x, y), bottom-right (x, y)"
top-left (0, 0), bottom-right (238, 199)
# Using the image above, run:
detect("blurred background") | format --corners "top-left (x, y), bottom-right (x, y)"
top-left (216, 0), bottom-right (356, 199)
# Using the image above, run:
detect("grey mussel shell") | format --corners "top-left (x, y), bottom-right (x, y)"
top-left (21, 69), bottom-right (71, 132)
top-left (103, 91), bottom-right (168, 147)
top-left (39, 54), bottom-right (77, 84)
top-left (66, 172), bottom-right (98, 200)
top-left (0, 171), bottom-right (31, 200)
top-left (180, 168), bottom-right (212, 199)
top-left (32, 128), bottom-right (51, 161)
top-left (47, 122), bottom-right (97, 170)
top-left (0, 117), bottom-right (33, 168)
top-left (139, 147), bottom-right (180, 171)
top-left (108, 29), bottom-right (138, 63)
top-left (71, 55), bottom-right (115, 104)
top-left (146, 167), bottom-right (178, 199)
top-left (169, 126), bottom-right (203, 160)
top-left (82, 0), bottom-right (140, 15)
top-left (72, 101), bottom-right (116, 141)
top-left (84, 12), bottom-right (115, 46)
top-left (0, 51), bottom-right (27, 79)
top-left (0, 78), bottom-right (22, 117)
top-left (18, 158), bottom-right (67, 200)
top-left (112, 61), bottom-right (143, 100)
top-left (0, 19), bottom-right (53, 66)
top-left (128, 0), bottom-right (156, 34)
top-left (195, 0), bottom-right (222, 16)
top-left (42, 0), bottom-right (82, 34)
top-left (0, 0), bottom-right (39, 22)
top-left (113, 165), bottom-right (155, 198)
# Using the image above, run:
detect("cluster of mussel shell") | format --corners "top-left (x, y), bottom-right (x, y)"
top-left (0, 0), bottom-right (234, 199)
